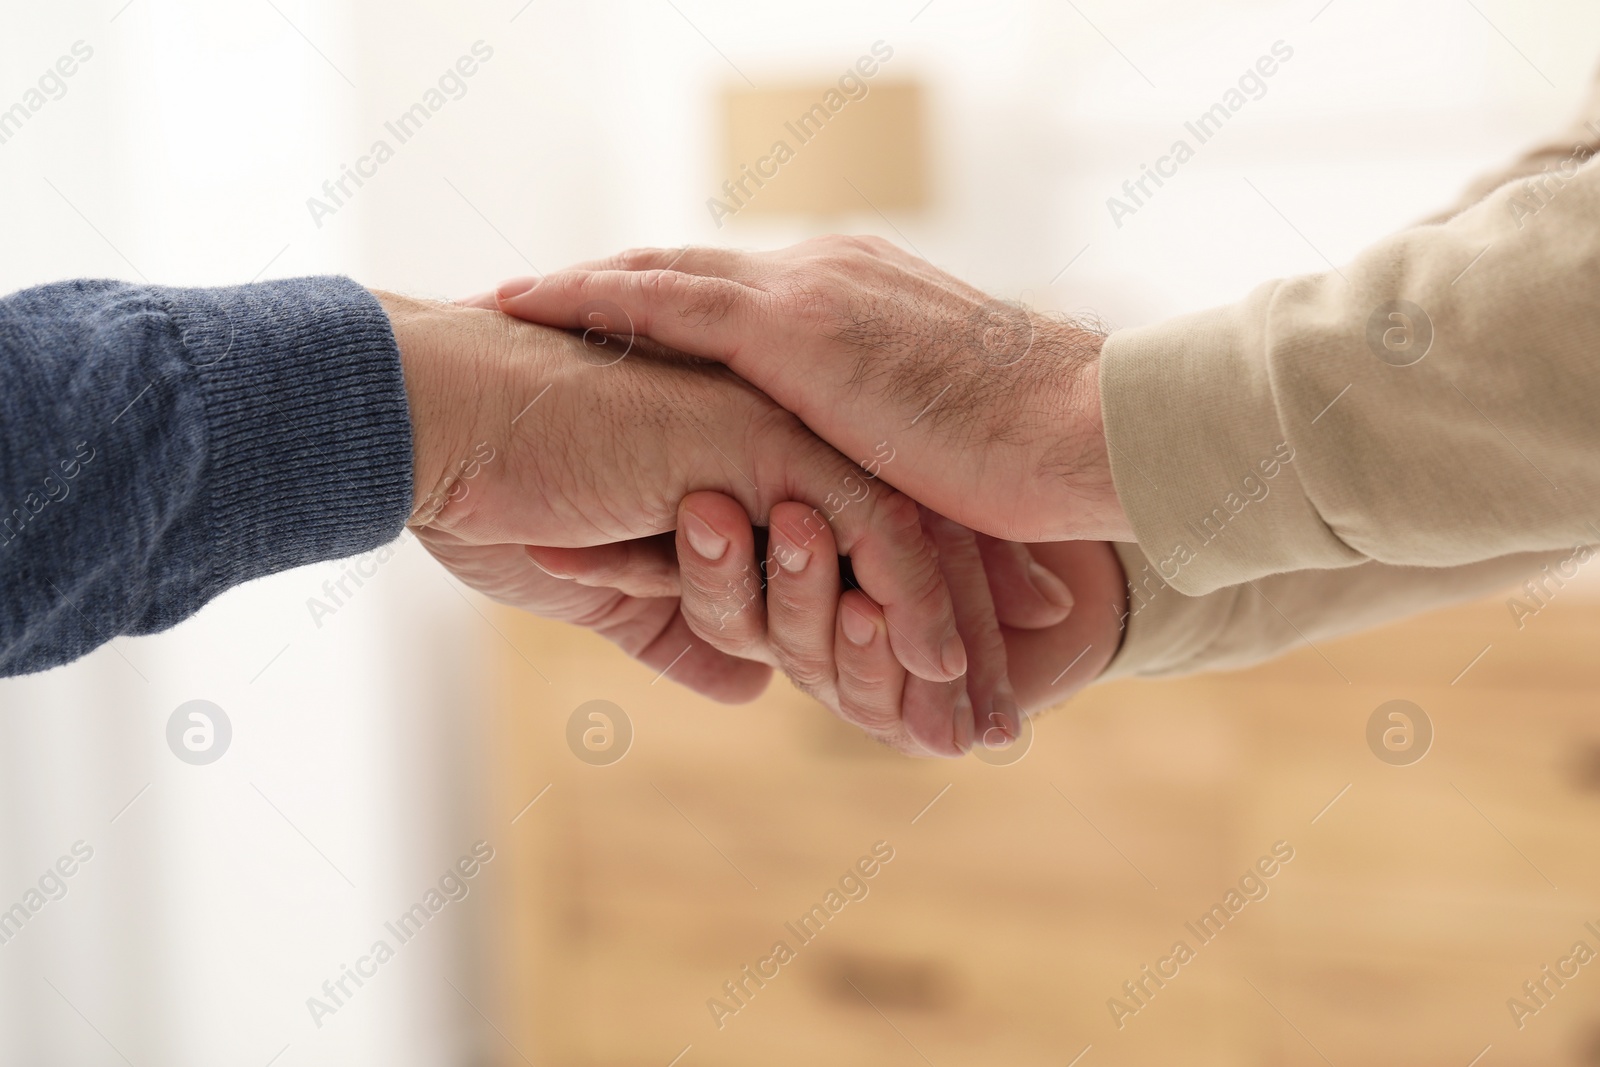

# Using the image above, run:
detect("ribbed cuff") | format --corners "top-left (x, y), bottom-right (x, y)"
top-left (162, 277), bottom-right (412, 591)
top-left (1098, 283), bottom-right (1359, 596)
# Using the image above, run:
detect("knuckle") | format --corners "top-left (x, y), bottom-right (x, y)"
top-left (566, 553), bottom-right (622, 587)
top-left (857, 496), bottom-right (948, 613)
top-left (682, 278), bottom-right (741, 326)
top-left (840, 233), bottom-right (892, 256)
top-left (764, 570), bottom-right (826, 626)
top-left (566, 589), bottom-right (634, 633)
top-left (764, 253), bottom-right (844, 313)
top-left (682, 569), bottom-right (762, 641)
top-left (634, 269), bottom-right (740, 326)
top-left (769, 275), bottom-right (831, 320)
top-left (674, 246), bottom-right (727, 272)
top-left (835, 683), bottom-right (900, 732)
top-left (762, 574), bottom-right (807, 617)
top-left (838, 661), bottom-right (897, 703)
top-left (685, 606), bottom-right (759, 655)
top-left (682, 564), bottom-right (745, 609)
top-left (966, 624), bottom-right (1008, 683)
top-left (616, 246), bottom-right (669, 270)
top-left (874, 488), bottom-right (922, 535)
top-left (634, 268), bottom-right (679, 302)
top-left (868, 490), bottom-right (934, 563)
top-left (781, 655), bottom-right (834, 694)
top-left (799, 233), bottom-right (840, 254)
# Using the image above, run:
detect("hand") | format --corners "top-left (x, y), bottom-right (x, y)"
top-left (534, 491), bottom-right (1082, 756)
top-left (562, 495), bottom-right (1126, 754)
top-left (655, 493), bottom-right (1063, 755)
top-left (375, 288), bottom-right (969, 686)
top-left (538, 493), bottom-right (1000, 756)
top-left (443, 505), bottom-right (1080, 756)
top-left (1002, 539), bottom-right (1128, 719)
top-left (485, 236), bottom-right (1133, 543)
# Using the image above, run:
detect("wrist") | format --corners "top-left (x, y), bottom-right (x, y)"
top-left (1039, 320), bottom-right (1131, 541)
top-left (371, 289), bottom-right (477, 525)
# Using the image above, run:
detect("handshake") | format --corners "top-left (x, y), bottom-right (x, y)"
top-left (390, 235), bottom-right (1135, 757)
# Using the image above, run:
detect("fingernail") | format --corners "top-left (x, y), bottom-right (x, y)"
top-left (1028, 561), bottom-right (1075, 611)
top-left (841, 605), bottom-right (876, 646)
top-left (525, 550), bottom-right (572, 579)
top-left (683, 514), bottom-right (728, 561)
top-left (986, 689), bottom-right (1021, 748)
top-left (774, 538), bottom-right (811, 574)
top-left (953, 690), bottom-right (975, 753)
top-left (495, 276), bottom-right (541, 303)
top-left (941, 632), bottom-right (968, 678)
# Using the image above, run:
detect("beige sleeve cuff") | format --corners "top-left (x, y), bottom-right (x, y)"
top-left (1099, 289), bottom-right (1363, 597)
top-left (1102, 542), bottom-right (1576, 681)
top-left (1099, 542), bottom-right (1240, 680)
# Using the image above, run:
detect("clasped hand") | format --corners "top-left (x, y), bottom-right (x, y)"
top-left (385, 236), bottom-right (1129, 758)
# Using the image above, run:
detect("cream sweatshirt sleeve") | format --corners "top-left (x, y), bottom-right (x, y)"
top-left (1098, 69), bottom-right (1600, 679)
top-left (1102, 110), bottom-right (1600, 595)
top-left (1100, 543), bottom-right (1585, 680)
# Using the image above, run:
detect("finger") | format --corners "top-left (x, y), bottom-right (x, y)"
top-left (976, 535), bottom-right (1074, 630)
top-left (899, 675), bottom-right (969, 758)
top-left (631, 603), bottom-right (774, 703)
top-left (763, 502), bottom-right (841, 706)
top-left (494, 269), bottom-right (762, 365)
top-left (741, 414), bottom-right (963, 685)
top-left (473, 284), bottom-right (709, 368)
top-left (925, 513), bottom-right (1016, 749)
top-left (833, 591), bottom-right (915, 750)
top-left (547, 245), bottom-right (764, 280)
top-left (526, 535), bottom-right (680, 598)
top-left (1003, 541), bottom-right (1128, 709)
top-left (709, 428), bottom-right (973, 689)
top-left (674, 492), bottom-right (772, 665)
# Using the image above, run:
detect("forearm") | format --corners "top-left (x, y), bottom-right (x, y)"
top-left (0, 277), bottom-right (413, 676)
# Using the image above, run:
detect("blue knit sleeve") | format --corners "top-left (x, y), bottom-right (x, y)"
top-left (0, 276), bottom-right (413, 676)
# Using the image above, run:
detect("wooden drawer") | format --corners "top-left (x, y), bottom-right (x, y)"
top-left (480, 594), bottom-right (1600, 1067)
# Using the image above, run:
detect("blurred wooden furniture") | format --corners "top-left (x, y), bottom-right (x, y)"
top-left (482, 591), bottom-right (1600, 1067)
top-left (717, 79), bottom-right (926, 219)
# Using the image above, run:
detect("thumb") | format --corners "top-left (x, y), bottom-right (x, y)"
top-left (976, 535), bottom-right (1074, 630)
